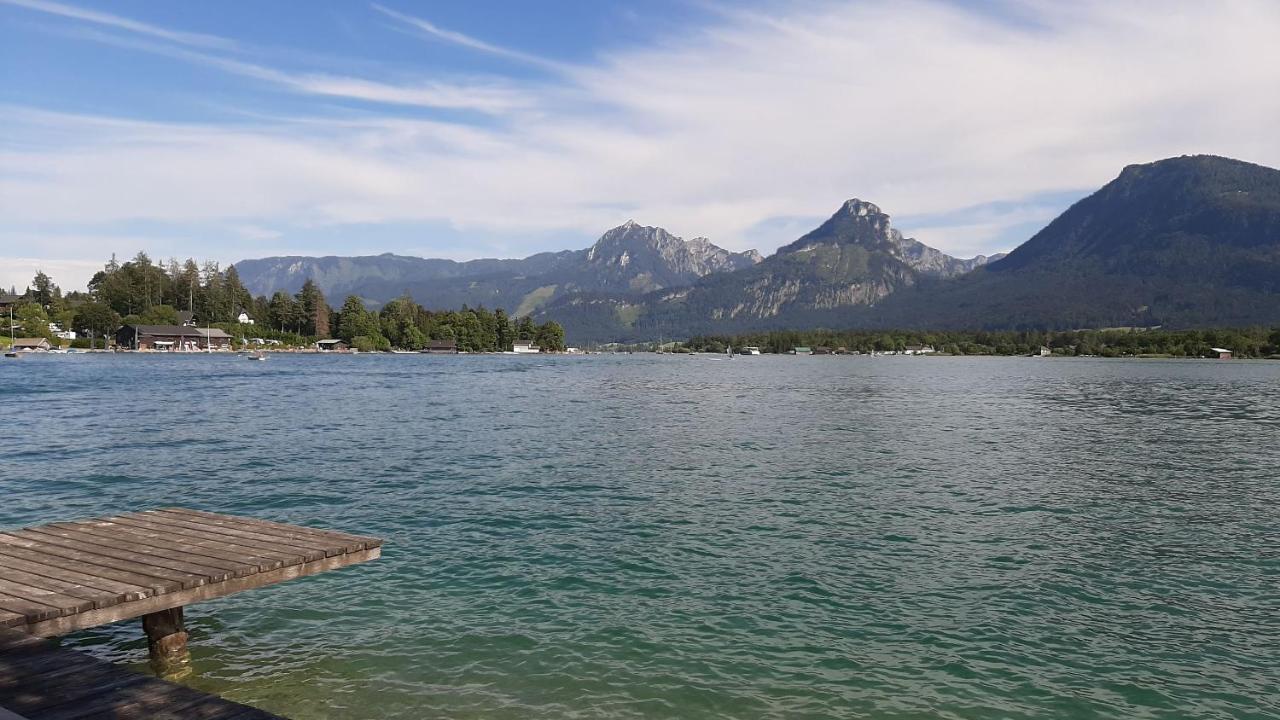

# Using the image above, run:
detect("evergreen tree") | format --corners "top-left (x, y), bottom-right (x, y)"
top-left (494, 308), bottom-right (512, 351)
top-left (296, 279), bottom-right (330, 337)
top-left (31, 271), bottom-right (56, 307)
top-left (225, 265), bottom-right (255, 318)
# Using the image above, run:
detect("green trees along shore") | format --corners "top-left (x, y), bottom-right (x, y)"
top-left (4, 253), bottom-right (565, 352)
top-left (684, 328), bottom-right (1280, 358)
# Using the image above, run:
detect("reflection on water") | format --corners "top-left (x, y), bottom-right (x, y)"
top-left (4, 354), bottom-right (1279, 719)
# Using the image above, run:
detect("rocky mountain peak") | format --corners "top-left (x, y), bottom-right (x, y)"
top-left (780, 199), bottom-right (898, 254)
top-left (837, 198), bottom-right (884, 217)
top-left (777, 198), bottom-right (1004, 278)
top-left (583, 221), bottom-right (762, 290)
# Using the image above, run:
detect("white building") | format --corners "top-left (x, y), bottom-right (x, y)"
top-left (903, 345), bottom-right (936, 355)
top-left (237, 311), bottom-right (255, 325)
top-left (49, 323), bottom-right (76, 341)
top-left (511, 343), bottom-right (540, 354)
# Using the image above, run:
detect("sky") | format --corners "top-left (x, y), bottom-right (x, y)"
top-left (2, 0), bottom-right (1279, 293)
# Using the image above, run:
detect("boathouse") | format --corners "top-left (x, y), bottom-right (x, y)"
top-left (10, 338), bottom-right (52, 351)
top-left (422, 339), bottom-right (458, 354)
top-left (1211, 347), bottom-right (1233, 360)
top-left (115, 325), bottom-right (231, 351)
top-left (315, 338), bottom-right (349, 352)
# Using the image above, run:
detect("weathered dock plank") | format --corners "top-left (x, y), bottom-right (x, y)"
top-left (0, 535), bottom-right (205, 590)
top-left (0, 554), bottom-right (154, 602)
top-left (119, 515), bottom-right (330, 563)
top-left (0, 628), bottom-right (286, 719)
top-left (93, 517), bottom-right (306, 569)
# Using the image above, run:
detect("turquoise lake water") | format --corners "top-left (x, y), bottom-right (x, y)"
top-left (3, 353), bottom-right (1278, 719)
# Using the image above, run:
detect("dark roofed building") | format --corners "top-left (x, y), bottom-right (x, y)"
top-left (115, 325), bottom-right (232, 351)
top-left (0, 294), bottom-right (22, 314)
top-left (422, 339), bottom-right (458, 354)
top-left (315, 339), bottom-right (349, 352)
top-left (176, 311), bottom-right (195, 326)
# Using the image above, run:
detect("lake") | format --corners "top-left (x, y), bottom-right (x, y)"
top-left (3, 353), bottom-right (1278, 719)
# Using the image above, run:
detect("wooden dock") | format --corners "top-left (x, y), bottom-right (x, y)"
top-left (0, 508), bottom-right (383, 719)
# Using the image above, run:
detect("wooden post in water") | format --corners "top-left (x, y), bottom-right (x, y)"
top-left (142, 606), bottom-right (192, 680)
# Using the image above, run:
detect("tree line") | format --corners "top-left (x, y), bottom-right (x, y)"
top-left (331, 295), bottom-right (564, 353)
top-left (5, 252), bottom-right (565, 352)
top-left (684, 328), bottom-right (1280, 358)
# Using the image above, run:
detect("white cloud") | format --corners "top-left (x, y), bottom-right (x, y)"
top-left (371, 3), bottom-right (566, 72)
top-left (3, 0), bottom-right (1280, 265)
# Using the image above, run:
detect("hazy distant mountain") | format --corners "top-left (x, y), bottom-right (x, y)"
top-left (233, 251), bottom-right (572, 302)
top-left (235, 223), bottom-right (760, 313)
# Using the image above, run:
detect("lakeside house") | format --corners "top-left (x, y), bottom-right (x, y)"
top-left (236, 310), bottom-right (255, 325)
top-left (1212, 347), bottom-right (1233, 360)
top-left (12, 338), bottom-right (52, 352)
top-left (793, 346), bottom-right (813, 355)
top-left (49, 323), bottom-right (76, 341)
top-left (512, 343), bottom-right (540, 354)
top-left (315, 339), bottom-right (349, 352)
top-left (422, 339), bottom-right (457, 354)
top-left (115, 325), bottom-right (232, 351)
top-left (1039, 345), bottom-right (1052, 357)
top-left (903, 345), bottom-right (936, 355)
top-left (176, 311), bottom-right (196, 326)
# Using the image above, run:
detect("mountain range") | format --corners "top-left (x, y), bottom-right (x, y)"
top-left (235, 155), bottom-right (1280, 341)
top-left (236, 222), bottom-right (762, 318)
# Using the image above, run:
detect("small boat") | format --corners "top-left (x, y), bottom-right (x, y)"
top-left (247, 351), bottom-right (267, 361)
top-left (3, 351), bottom-right (17, 358)
top-left (740, 346), bottom-right (762, 355)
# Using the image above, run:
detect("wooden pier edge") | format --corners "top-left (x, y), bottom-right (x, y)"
top-left (20, 545), bottom-right (380, 637)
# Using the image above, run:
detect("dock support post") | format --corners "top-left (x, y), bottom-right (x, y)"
top-left (142, 607), bottom-right (191, 680)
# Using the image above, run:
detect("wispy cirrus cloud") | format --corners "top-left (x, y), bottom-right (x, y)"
top-left (0, 0), bottom-right (233, 48)
top-left (370, 3), bottom-right (567, 72)
top-left (12, 3), bottom-right (536, 114)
